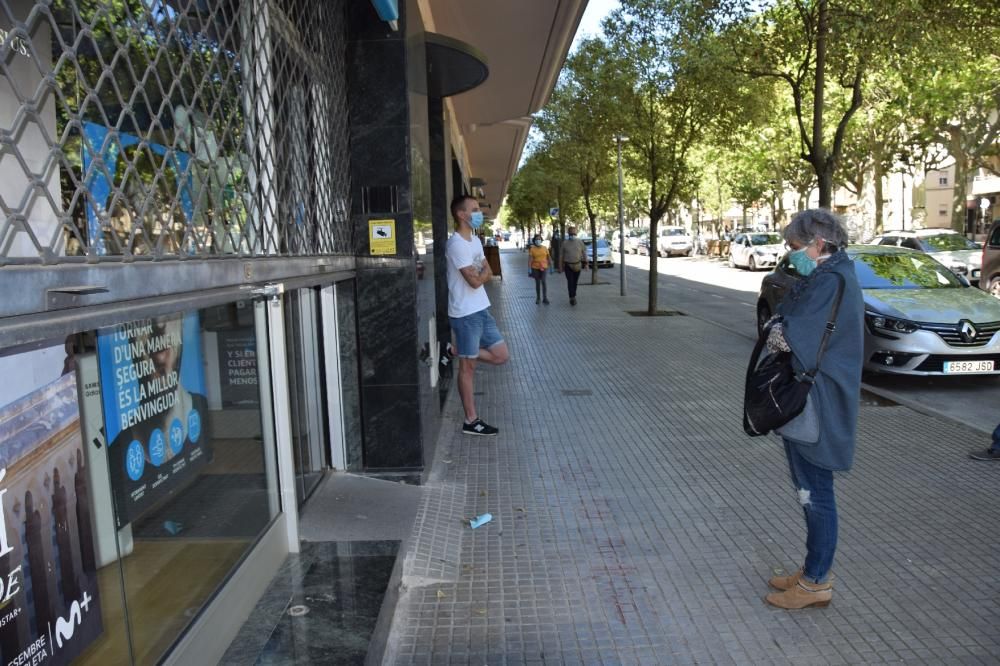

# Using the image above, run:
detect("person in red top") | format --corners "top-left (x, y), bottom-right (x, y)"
top-left (527, 234), bottom-right (551, 305)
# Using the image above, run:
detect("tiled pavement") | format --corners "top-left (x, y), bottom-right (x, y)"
top-left (383, 251), bottom-right (1000, 665)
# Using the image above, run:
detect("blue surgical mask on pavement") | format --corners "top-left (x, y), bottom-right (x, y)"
top-left (469, 211), bottom-right (484, 228)
top-left (788, 248), bottom-right (817, 276)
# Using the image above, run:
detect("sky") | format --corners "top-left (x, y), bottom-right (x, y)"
top-left (571, 0), bottom-right (619, 50)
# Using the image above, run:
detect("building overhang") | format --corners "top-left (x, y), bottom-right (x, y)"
top-left (420, 0), bottom-right (588, 216)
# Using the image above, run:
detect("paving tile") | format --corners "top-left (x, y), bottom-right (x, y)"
top-left (385, 251), bottom-right (1000, 664)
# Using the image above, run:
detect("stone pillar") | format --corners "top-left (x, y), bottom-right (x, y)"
top-left (345, 2), bottom-right (422, 470)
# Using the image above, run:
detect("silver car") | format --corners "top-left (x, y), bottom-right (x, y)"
top-left (871, 230), bottom-right (982, 284)
top-left (757, 245), bottom-right (1000, 376)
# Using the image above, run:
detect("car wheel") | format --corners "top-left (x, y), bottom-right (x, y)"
top-left (728, 255), bottom-right (736, 268)
top-left (990, 278), bottom-right (1000, 299)
top-left (756, 302), bottom-right (771, 337)
top-left (684, 250), bottom-right (692, 257)
top-left (749, 256), bottom-right (757, 271)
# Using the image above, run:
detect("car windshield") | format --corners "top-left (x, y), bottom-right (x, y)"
top-left (920, 234), bottom-right (979, 251)
top-left (582, 239), bottom-right (610, 249)
top-left (751, 234), bottom-right (783, 245)
top-left (852, 252), bottom-right (964, 289)
top-left (663, 228), bottom-right (686, 236)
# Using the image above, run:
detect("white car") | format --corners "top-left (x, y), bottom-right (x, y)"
top-left (729, 232), bottom-right (786, 270)
top-left (871, 230), bottom-right (982, 284)
top-left (656, 226), bottom-right (693, 257)
top-left (582, 238), bottom-right (614, 267)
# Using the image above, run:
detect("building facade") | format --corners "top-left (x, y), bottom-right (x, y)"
top-left (0, 0), bottom-right (583, 663)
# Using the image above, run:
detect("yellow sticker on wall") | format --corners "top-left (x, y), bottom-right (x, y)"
top-left (369, 219), bottom-right (396, 255)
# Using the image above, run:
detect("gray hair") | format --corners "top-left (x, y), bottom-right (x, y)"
top-left (782, 209), bottom-right (849, 251)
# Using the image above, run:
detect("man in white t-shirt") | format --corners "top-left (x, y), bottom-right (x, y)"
top-left (446, 195), bottom-right (510, 435)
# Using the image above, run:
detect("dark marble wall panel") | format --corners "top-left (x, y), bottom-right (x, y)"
top-left (355, 266), bottom-right (419, 386)
top-left (346, 0), bottom-right (440, 471)
top-left (360, 385), bottom-right (422, 468)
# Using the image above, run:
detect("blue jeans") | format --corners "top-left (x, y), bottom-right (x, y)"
top-left (783, 440), bottom-right (837, 584)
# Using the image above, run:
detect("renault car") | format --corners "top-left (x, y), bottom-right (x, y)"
top-left (757, 245), bottom-right (1000, 376)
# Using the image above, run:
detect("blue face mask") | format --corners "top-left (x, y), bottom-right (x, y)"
top-left (533, 239), bottom-right (542, 246)
top-left (788, 248), bottom-right (817, 276)
top-left (469, 211), bottom-right (484, 229)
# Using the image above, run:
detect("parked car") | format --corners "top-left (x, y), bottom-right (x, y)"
top-left (636, 236), bottom-right (651, 256)
top-left (981, 220), bottom-right (1000, 299)
top-left (656, 226), bottom-right (693, 257)
top-left (625, 229), bottom-right (648, 254)
top-left (870, 229), bottom-right (982, 284)
top-left (729, 232), bottom-right (786, 271)
top-left (757, 245), bottom-right (1000, 376)
top-left (582, 238), bottom-right (614, 267)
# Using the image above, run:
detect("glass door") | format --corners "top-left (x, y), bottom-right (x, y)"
top-left (283, 287), bottom-right (327, 505)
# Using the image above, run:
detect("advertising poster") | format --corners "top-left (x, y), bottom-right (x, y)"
top-left (96, 313), bottom-right (209, 527)
top-left (0, 354), bottom-right (104, 665)
top-left (216, 330), bottom-right (260, 408)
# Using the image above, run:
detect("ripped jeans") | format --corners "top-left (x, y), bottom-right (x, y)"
top-left (783, 440), bottom-right (837, 584)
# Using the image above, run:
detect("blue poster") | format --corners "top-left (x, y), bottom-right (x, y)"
top-left (96, 312), bottom-right (209, 526)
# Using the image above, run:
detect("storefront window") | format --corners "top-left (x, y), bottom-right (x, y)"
top-left (0, 300), bottom-right (280, 663)
top-left (92, 302), bottom-right (278, 663)
top-left (0, 340), bottom-right (130, 664)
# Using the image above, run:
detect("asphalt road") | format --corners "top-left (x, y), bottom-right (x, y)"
top-left (610, 250), bottom-right (1000, 435)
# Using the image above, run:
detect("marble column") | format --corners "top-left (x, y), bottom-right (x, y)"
top-left (345, 1), bottom-right (422, 470)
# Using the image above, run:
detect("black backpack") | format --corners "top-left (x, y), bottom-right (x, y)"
top-left (743, 273), bottom-right (845, 437)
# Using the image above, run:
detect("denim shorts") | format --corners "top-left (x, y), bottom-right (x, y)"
top-left (450, 308), bottom-right (504, 359)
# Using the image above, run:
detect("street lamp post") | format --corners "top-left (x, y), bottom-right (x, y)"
top-left (616, 134), bottom-right (628, 297)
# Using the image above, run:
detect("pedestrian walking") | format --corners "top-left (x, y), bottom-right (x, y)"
top-left (528, 234), bottom-right (551, 304)
top-left (969, 423), bottom-right (1000, 461)
top-left (762, 209), bottom-right (864, 610)
top-left (446, 195), bottom-right (510, 436)
top-left (559, 226), bottom-right (588, 306)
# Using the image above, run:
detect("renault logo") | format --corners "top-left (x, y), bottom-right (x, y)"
top-left (959, 320), bottom-right (978, 343)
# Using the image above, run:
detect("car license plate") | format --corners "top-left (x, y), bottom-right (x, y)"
top-left (943, 360), bottom-right (995, 373)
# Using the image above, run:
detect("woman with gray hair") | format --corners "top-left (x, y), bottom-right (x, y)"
top-left (763, 209), bottom-right (864, 610)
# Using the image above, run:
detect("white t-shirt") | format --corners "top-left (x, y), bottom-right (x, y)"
top-left (446, 233), bottom-right (491, 318)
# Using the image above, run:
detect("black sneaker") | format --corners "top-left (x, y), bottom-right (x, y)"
top-left (969, 448), bottom-right (1000, 461)
top-left (463, 419), bottom-right (498, 436)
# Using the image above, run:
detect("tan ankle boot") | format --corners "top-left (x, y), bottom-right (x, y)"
top-left (765, 579), bottom-right (832, 609)
top-left (768, 568), bottom-right (802, 591)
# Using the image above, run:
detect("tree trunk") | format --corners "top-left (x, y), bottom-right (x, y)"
top-left (586, 205), bottom-right (599, 285)
top-left (647, 216), bottom-right (659, 314)
top-left (818, 167), bottom-right (833, 209)
top-left (873, 161), bottom-right (885, 234)
top-left (949, 136), bottom-right (971, 233)
top-left (811, 0), bottom-right (832, 210)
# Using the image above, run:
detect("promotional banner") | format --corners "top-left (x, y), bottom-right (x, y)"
top-left (0, 360), bottom-right (104, 665)
top-left (216, 330), bottom-right (260, 408)
top-left (96, 313), bottom-right (209, 527)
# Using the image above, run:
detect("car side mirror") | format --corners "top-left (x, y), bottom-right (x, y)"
top-left (957, 274), bottom-right (971, 288)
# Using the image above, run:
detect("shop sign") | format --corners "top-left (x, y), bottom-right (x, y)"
top-left (96, 313), bottom-right (209, 527)
top-left (0, 361), bottom-right (104, 665)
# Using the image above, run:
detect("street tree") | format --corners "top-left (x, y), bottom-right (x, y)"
top-left (605, 0), bottom-right (744, 314)
top-left (536, 38), bottom-right (622, 284)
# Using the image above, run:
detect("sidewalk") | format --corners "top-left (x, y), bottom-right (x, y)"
top-left (383, 250), bottom-right (1000, 665)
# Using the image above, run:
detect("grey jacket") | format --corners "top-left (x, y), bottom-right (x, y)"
top-left (777, 252), bottom-right (864, 471)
